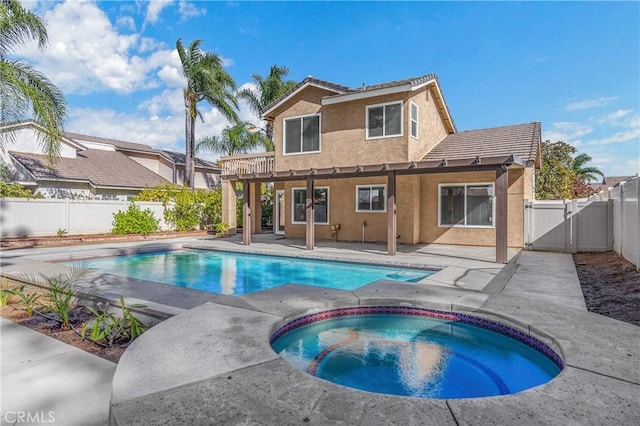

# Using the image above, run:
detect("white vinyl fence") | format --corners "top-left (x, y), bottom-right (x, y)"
top-left (0, 198), bottom-right (168, 238)
top-left (525, 176), bottom-right (639, 268)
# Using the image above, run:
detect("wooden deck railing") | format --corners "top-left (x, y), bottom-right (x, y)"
top-left (220, 152), bottom-right (275, 176)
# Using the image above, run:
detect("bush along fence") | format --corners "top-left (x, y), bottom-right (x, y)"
top-left (524, 175), bottom-right (639, 269)
top-left (0, 198), bottom-right (169, 238)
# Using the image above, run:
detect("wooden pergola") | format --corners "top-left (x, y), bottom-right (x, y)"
top-left (222, 155), bottom-right (525, 264)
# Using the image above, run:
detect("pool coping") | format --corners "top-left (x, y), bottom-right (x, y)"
top-left (109, 282), bottom-right (639, 425)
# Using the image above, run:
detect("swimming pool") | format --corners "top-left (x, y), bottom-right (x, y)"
top-left (73, 250), bottom-right (436, 296)
top-left (271, 307), bottom-right (563, 398)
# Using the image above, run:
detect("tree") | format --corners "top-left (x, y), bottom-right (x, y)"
top-left (572, 153), bottom-right (604, 183)
top-left (0, 0), bottom-right (66, 160)
top-left (197, 121), bottom-right (268, 157)
top-left (237, 65), bottom-right (296, 142)
top-left (176, 38), bottom-right (238, 189)
top-left (535, 141), bottom-right (577, 200)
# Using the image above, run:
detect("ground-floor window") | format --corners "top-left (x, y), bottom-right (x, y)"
top-left (439, 183), bottom-right (494, 227)
top-left (292, 187), bottom-right (329, 224)
top-left (356, 185), bottom-right (386, 212)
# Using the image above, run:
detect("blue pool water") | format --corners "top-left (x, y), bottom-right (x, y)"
top-left (271, 312), bottom-right (562, 399)
top-left (74, 250), bottom-right (435, 296)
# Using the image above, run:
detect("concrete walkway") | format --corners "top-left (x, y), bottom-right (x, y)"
top-left (0, 237), bottom-right (636, 425)
top-left (0, 317), bottom-right (115, 426)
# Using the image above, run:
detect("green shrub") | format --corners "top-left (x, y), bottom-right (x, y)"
top-left (81, 296), bottom-right (146, 347)
top-left (0, 182), bottom-right (42, 198)
top-left (112, 203), bottom-right (159, 235)
top-left (135, 183), bottom-right (223, 231)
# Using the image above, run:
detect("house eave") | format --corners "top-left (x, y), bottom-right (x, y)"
top-left (321, 84), bottom-right (413, 105)
top-left (261, 81), bottom-right (345, 119)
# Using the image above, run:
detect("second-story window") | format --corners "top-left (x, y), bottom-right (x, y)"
top-left (366, 101), bottom-right (402, 139)
top-left (284, 114), bottom-right (320, 154)
top-left (410, 102), bottom-right (419, 139)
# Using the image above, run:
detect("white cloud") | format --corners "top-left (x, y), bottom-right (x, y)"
top-left (587, 128), bottom-right (640, 146)
top-left (17, 1), bottom-right (174, 95)
top-left (116, 15), bottom-right (136, 32)
top-left (178, 1), bottom-right (206, 21)
top-left (542, 121), bottom-right (594, 147)
top-left (144, 0), bottom-right (173, 26)
top-left (565, 97), bottom-right (618, 111)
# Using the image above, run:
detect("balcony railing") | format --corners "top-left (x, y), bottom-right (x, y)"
top-left (220, 152), bottom-right (275, 177)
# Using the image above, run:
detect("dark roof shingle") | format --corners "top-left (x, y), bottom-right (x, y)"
top-left (10, 150), bottom-right (169, 189)
top-left (423, 122), bottom-right (541, 163)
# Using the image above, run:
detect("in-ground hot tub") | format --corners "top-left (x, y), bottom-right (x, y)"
top-left (271, 307), bottom-right (563, 399)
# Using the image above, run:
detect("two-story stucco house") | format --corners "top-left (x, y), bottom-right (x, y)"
top-left (220, 74), bottom-right (541, 263)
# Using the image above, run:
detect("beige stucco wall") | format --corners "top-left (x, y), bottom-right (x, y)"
top-left (127, 152), bottom-right (160, 174)
top-left (419, 168), bottom-right (525, 247)
top-left (277, 167), bottom-right (528, 248)
top-left (407, 87), bottom-right (449, 161)
top-left (271, 85), bottom-right (450, 172)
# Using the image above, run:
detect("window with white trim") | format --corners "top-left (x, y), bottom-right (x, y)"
top-left (356, 185), bottom-right (386, 212)
top-left (439, 184), bottom-right (494, 227)
top-left (366, 101), bottom-right (402, 139)
top-left (284, 114), bottom-right (320, 154)
top-left (410, 102), bottom-right (418, 139)
top-left (292, 187), bottom-right (329, 224)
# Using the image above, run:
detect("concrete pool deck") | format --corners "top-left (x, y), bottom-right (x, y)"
top-left (1, 236), bottom-right (638, 424)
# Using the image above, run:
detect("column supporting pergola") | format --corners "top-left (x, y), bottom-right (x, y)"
top-left (387, 171), bottom-right (397, 256)
top-left (305, 176), bottom-right (315, 251)
top-left (242, 179), bottom-right (251, 245)
top-left (495, 166), bottom-right (509, 264)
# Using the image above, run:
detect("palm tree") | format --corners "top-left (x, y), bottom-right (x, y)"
top-left (0, 0), bottom-right (66, 160)
top-left (176, 38), bottom-right (238, 189)
top-left (196, 121), bottom-right (268, 157)
top-left (572, 153), bottom-right (604, 183)
top-left (237, 65), bottom-right (296, 142)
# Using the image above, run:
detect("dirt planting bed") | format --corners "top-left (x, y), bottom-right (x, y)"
top-left (573, 252), bottom-right (640, 327)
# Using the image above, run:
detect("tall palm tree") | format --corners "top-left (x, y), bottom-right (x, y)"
top-left (196, 121), bottom-right (268, 157)
top-left (237, 65), bottom-right (296, 142)
top-left (572, 153), bottom-right (604, 183)
top-left (176, 38), bottom-right (238, 189)
top-left (0, 0), bottom-right (66, 160)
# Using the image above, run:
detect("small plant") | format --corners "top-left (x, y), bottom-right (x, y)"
top-left (11, 285), bottom-right (40, 315)
top-left (112, 203), bottom-right (159, 235)
top-left (82, 296), bottom-right (146, 347)
top-left (215, 222), bottom-right (230, 238)
top-left (56, 228), bottom-right (68, 237)
top-left (43, 268), bottom-right (89, 329)
top-left (0, 279), bottom-right (13, 306)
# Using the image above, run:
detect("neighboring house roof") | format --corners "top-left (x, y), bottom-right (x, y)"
top-left (1, 120), bottom-right (86, 151)
top-left (63, 131), bottom-right (221, 171)
top-left (261, 73), bottom-right (456, 133)
top-left (159, 150), bottom-right (219, 169)
top-left (423, 122), bottom-right (541, 165)
top-left (9, 150), bottom-right (169, 189)
top-left (589, 175), bottom-right (636, 193)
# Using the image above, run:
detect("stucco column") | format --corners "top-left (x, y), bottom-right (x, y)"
top-left (242, 180), bottom-right (251, 245)
top-left (495, 166), bottom-right (509, 264)
top-left (387, 171), bottom-right (397, 256)
top-left (306, 176), bottom-right (314, 251)
top-left (250, 182), bottom-right (262, 234)
top-left (221, 179), bottom-right (237, 234)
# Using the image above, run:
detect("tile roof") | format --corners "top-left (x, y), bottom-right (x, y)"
top-left (63, 132), bottom-right (157, 153)
top-left (261, 74), bottom-right (439, 115)
top-left (589, 175), bottom-right (636, 192)
top-left (64, 132), bottom-right (219, 170)
top-left (10, 149), bottom-right (169, 189)
top-left (423, 122), bottom-right (541, 163)
top-left (159, 150), bottom-right (220, 170)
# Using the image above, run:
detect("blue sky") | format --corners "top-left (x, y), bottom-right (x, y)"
top-left (18, 0), bottom-right (640, 178)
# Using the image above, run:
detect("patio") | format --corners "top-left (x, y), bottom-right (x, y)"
top-left (1, 236), bottom-right (638, 424)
